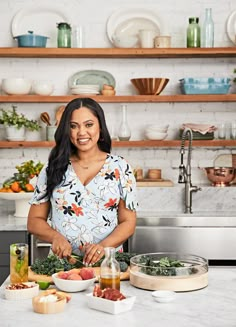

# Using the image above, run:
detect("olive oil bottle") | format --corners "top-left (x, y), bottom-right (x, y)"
top-left (100, 247), bottom-right (120, 290)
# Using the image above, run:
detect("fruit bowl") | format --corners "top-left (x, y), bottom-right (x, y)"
top-left (130, 78), bottom-right (169, 95)
top-left (0, 192), bottom-right (32, 217)
top-left (52, 272), bottom-right (96, 293)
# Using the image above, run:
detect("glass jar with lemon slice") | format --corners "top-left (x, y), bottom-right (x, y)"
top-left (10, 243), bottom-right (28, 283)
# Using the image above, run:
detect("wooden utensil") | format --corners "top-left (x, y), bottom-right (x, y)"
top-left (40, 112), bottom-right (51, 126)
top-left (55, 106), bottom-right (65, 126)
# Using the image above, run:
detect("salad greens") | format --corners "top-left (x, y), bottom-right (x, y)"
top-left (31, 252), bottom-right (136, 276)
top-left (138, 256), bottom-right (193, 276)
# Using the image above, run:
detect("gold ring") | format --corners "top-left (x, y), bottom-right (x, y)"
top-left (97, 250), bottom-right (101, 255)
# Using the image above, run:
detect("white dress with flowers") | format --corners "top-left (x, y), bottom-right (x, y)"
top-left (29, 154), bottom-right (138, 254)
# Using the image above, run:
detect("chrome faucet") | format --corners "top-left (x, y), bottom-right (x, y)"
top-left (178, 128), bottom-right (201, 213)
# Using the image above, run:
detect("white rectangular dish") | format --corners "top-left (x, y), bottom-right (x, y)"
top-left (86, 293), bottom-right (136, 314)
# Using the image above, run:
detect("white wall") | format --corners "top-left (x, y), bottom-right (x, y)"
top-left (0, 0), bottom-right (236, 188)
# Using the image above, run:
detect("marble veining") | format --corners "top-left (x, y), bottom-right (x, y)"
top-left (0, 268), bottom-right (236, 327)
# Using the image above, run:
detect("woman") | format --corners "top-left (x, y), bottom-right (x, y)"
top-left (27, 98), bottom-right (137, 266)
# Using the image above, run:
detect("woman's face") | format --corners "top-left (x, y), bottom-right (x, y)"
top-left (70, 107), bottom-right (100, 152)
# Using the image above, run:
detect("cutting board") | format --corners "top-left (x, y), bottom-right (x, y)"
top-left (137, 179), bottom-right (173, 187)
top-left (28, 267), bottom-right (130, 284)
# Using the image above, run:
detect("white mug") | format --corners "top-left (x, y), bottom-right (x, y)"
top-left (139, 29), bottom-right (157, 48)
top-left (154, 36), bottom-right (171, 48)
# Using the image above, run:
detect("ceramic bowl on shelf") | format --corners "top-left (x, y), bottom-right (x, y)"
top-left (32, 80), bottom-right (54, 96)
top-left (145, 131), bottom-right (168, 140)
top-left (145, 124), bottom-right (169, 133)
top-left (2, 78), bottom-right (32, 95)
top-left (130, 78), bottom-right (169, 95)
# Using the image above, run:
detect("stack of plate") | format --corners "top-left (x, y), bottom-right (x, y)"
top-left (70, 84), bottom-right (100, 95)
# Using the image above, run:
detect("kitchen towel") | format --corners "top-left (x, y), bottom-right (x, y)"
top-left (181, 123), bottom-right (217, 135)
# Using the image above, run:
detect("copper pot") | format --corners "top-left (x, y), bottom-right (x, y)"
top-left (204, 167), bottom-right (236, 187)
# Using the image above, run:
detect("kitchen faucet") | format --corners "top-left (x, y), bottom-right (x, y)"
top-left (178, 128), bottom-right (201, 213)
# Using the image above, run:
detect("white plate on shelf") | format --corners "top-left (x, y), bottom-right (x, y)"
top-left (106, 7), bottom-right (162, 47)
top-left (226, 10), bottom-right (236, 44)
top-left (11, 4), bottom-right (71, 47)
top-left (68, 70), bottom-right (116, 91)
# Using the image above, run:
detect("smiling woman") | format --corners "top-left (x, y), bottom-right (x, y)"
top-left (27, 97), bottom-right (138, 267)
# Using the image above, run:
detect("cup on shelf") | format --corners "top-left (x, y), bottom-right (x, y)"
top-left (139, 29), bottom-right (157, 48)
top-left (230, 122), bottom-right (236, 140)
top-left (217, 123), bottom-right (226, 139)
top-left (154, 36), bottom-right (171, 48)
top-left (46, 126), bottom-right (57, 141)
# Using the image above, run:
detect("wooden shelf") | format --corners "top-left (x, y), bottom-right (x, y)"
top-left (0, 47), bottom-right (235, 58)
top-left (1, 139), bottom-right (236, 149)
top-left (1, 94), bottom-right (236, 103)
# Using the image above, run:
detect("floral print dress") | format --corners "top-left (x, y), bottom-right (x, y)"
top-left (29, 154), bottom-right (138, 254)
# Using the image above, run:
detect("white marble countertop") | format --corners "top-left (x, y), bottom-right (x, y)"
top-left (0, 267), bottom-right (236, 327)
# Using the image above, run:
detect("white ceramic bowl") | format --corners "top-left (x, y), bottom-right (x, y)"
top-left (32, 81), bottom-right (54, 96)
top-left (146, 124), bottom-right (169, 133)
top-left (5, 282), bottom-right (39, 300)
top-left (152, 290), bottom-right (176, 303)
top-left (86, 293), bottom-right (136, 314)
top-left (52, 273), bottom-right (96, 293)
top-left (112, 35), bottom-right (138, 48)
top-left (2, 78), bottom-right (32, 95)
top-left (145, 131), bottom-right (168, 140)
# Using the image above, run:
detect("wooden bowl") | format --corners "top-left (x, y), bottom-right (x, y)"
top-left (32, 294), bottom-right (66, 314)
top-left (130, 78), bottom-right (169, 95)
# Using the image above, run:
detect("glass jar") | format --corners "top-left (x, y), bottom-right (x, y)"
top-left (187, 17), bottom-right (200, 48)
top-left (99, 247), bottom-right (120, 290)
top-left (201, 8), bottom-right (214, 48)
top-left (118, 104), bottom-right (131, 141)
top-left (57, 22), bottom-right (71, 48)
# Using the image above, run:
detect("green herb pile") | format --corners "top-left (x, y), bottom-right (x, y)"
top-left (31, 252), bottom-right (136, 276)
top-left (139, 256), bottom-right (190, 276)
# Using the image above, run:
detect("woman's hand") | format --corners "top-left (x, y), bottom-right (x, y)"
top-left (51, 234), bottom-right (72, 258)
top-left (81, 243), bottom-right (104, 266)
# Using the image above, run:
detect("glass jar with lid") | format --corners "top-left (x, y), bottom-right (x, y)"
top-left (57, 22), bottom-right (71, 48)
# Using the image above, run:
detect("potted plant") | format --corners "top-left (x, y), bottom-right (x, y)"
top-left (0, 105), bottom-right (29, 141)
top-left (25, 118), bottom-right (42, 141)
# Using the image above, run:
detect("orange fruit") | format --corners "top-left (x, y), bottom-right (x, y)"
top-left (25, 183), bottom-right (34, 192)
top-left (10, 181), bottom-right (22, 193)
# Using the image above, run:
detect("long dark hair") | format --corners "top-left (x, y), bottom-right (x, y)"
top-left (45, 98), bottom-right (111, 199)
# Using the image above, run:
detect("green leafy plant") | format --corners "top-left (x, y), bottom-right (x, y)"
top-left (25, 118), bottom-right (41, 132)
top-left (0, 106), bottom-right (41, 131)
top-left (0, 106), bottom-right (29, 129)
top-left (233, 68), bottom-right (236, 83)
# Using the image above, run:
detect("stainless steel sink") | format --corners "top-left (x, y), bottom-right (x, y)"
top-left (129, 211), bottom-right (236, 259)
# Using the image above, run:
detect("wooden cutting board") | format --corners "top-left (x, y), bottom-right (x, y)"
top-left (28, 267), bottom-right (130, 284)
top-left (137, 179), bottom-right (173, 187)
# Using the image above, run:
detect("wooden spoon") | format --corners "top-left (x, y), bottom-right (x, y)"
top-left (55, 106), bottom-right (65, 126)
top-left (40, 112), bottom-right (51, 126)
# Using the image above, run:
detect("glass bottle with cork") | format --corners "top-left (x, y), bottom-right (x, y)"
top-left (99, 247), bottom-right (120, 290)
top-left (186, 17), bottom-right (201, 48)
top-left (201, 8), bottom-right (214, 48)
